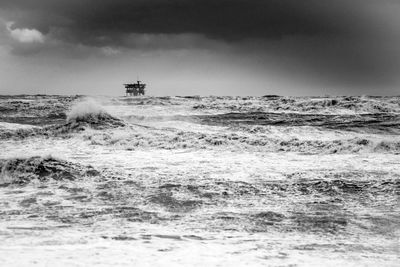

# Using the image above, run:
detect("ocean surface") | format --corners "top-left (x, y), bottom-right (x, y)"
top-left (0, 95), bottom-right (399, 266)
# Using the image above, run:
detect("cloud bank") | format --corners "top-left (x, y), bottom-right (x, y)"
top-left (0, 0), bottom-right (399, 95)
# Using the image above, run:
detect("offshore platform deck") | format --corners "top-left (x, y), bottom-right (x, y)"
top-left (124, 80), bottom-right (146, 96)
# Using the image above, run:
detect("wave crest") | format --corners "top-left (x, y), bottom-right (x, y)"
top-left (0, 156), bottom-right (100, 185)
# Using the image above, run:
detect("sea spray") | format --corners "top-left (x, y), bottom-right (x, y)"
top-left (67, 98), bottom-right (106, 122)
top-left (64, 98), bottom-right (125, 128)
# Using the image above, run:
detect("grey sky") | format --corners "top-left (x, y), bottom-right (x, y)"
top-left (0, 0), bottom-right (399, 96)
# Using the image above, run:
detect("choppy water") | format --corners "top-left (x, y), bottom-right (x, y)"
top-left (0, 95), bottom-right (399, 266)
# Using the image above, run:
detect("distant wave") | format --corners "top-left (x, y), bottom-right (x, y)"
top-left (82, 126), bottom-right (400, 154)
top-left (1, 95), bottom-right (399, 154)
top-left (191, 96), bottom-right (400, 114)
top-left (191, 112), bottom-right (400, 131)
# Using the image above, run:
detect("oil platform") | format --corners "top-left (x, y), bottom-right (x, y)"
top-left (124, 80), bottom-right (146, 96)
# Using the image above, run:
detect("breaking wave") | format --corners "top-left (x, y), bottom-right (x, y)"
top-left (0, 99), bottom-right (125, 139)
top-left (65, 98), bottom-right (125, 128)
top-left (67, 98), bottom-right (104, 121)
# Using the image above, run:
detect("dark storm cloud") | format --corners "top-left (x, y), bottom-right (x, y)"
top-left (0, 0), bottom-right (383, 46)
top-left (0, 0), bottom-right (399, 93)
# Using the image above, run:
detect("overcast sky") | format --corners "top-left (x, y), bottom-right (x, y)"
top-left (0, 0), bottom-right (399, 96)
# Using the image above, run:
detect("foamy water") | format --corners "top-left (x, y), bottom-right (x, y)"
top-left (0, 95), bottom-right (399, 266)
